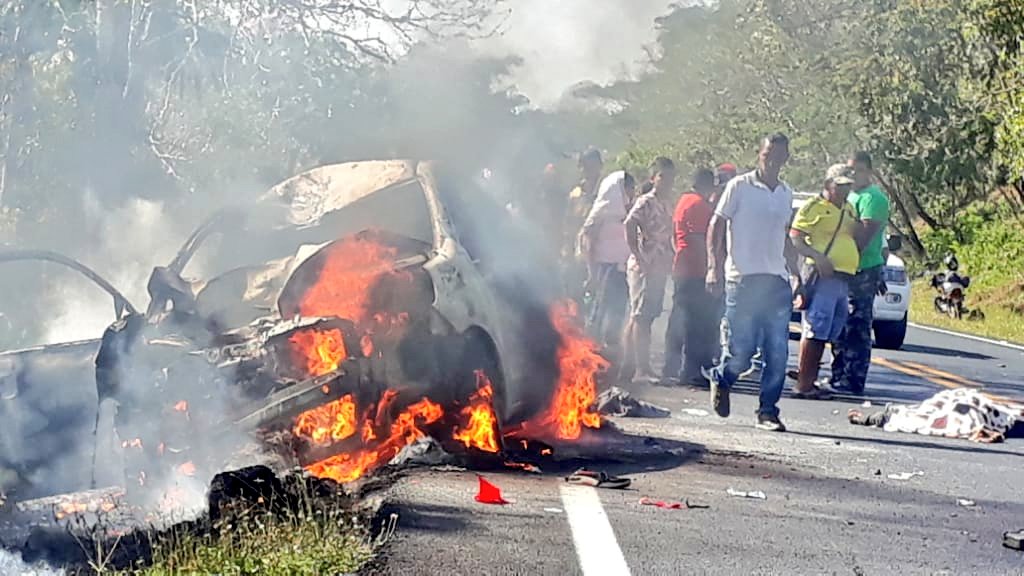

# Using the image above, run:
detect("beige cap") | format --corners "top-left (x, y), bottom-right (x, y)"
top-left (826, 163), bottom-right (855, 185)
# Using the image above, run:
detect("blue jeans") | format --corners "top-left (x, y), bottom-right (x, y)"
top-left (714, 274), bottom-right (792, 418)
top-left (802, 275), bottom-right (850, 343)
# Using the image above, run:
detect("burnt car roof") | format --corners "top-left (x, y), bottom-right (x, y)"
top-left (258, 160), bottom-right (420, 229)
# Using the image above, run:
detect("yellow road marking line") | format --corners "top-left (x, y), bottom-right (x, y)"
top-left (899, 361), bottom-right (981, 388)
top-left (871, 357), bottom-right (1018, 405)
top-left (871, 357), bottom-right (959, 390)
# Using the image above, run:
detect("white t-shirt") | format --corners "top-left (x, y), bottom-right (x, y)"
top-left (715, 170), bottom-right (793, 282)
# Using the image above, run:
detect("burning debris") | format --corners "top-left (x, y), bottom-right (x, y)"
top-left (279, 230), bottom-right (608, 486)
top-left (1, 160), bottom-right (618, 523)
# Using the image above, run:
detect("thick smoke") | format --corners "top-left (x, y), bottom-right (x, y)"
top-left (480, 0), bottom-right (678, 107)
top-left (0, 0), bottom-right (679, 526)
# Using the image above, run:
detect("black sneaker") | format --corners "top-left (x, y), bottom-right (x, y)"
top-left (702, 366), bottom-right (730, 418)
top-left (756, 413), bottom-right (787, 432)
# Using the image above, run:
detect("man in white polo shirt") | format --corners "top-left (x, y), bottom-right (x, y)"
top-left (703, 133), bottom-right (799, 432)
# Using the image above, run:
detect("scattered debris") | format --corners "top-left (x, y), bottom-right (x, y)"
top-left (593, 386), bottom-right (671, 418)
top-left (832, 409), bottom-right (840, 415)
top-left (680, 408), bottom-right (710, 417)
top-left (957, 498), bottom-right (977, 508)
top-left (389, 437), bottom-right (456, 468)
top-left (639, 497), bottom-right (708, 510)
top-left (861, 401), bottom-right (873, 408)
top-left (887, 471), bottom-right (924, 481)
top-left (565, 468), bottom-right (632, 490)
top-left (1003, 529), bottom-right (1024, 551)
top-left (505, 461), bottom-right (542, 474)
top-left (727, 488), bottom-right (767, 500)
top-left (874, 469), bottom-right (882, 476)
top-left (543, 507), bottom-right (563, 514)
top-left (474, 475), bottom-right (509, 505)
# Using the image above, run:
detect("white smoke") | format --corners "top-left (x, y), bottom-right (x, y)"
top-left (41, 193), bottom-right (181, 345)
top-left (477, 0), bottom-right (679, 107)
top-left (0, 549), bottom-right (63, 576)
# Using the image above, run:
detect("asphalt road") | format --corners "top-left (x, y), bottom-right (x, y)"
top-left (361, 324), bottom-right (1024, 576)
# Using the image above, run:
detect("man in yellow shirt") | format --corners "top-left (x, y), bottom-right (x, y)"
top-left (789, 164), bottom-right (860, 399)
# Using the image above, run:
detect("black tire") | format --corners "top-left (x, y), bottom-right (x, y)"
top-left (933, 296), bottom-right (944, 314)
top-left (874, 314), bottom-right (908, 350)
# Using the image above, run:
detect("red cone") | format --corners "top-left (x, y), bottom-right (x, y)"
top-left (475, 475), bottom-right (509, 505)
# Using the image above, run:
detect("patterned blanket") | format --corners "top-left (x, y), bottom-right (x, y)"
top-left (881, 388), bottom-right (1023, 443)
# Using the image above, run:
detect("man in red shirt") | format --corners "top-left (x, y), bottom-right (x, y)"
top-left (663, 168), bottom-right (717, 385)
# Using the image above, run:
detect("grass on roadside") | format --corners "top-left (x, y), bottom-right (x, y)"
top-left (909, 281), bottom-right (1024, 344)
top-left (129, 512), bottom-right (374, 576)
top-left (81, 478), bottom-right (385, 576)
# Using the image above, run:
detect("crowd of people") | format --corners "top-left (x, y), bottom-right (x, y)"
top-left (560, 133), bottom-right (892, 432)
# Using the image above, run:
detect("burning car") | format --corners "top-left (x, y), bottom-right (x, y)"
top-left (0, 160), bottom-right (604, 503)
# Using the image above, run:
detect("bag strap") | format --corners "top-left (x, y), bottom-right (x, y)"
top-left (822, 204), bottom-right (847, 257)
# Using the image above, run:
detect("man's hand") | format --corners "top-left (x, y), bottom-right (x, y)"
top-left (877, 278), bottom-right (889, 296)
top-left (815, 255), bottom-right (835, 278)
top-left (706, 267), bottom-right (723, 295)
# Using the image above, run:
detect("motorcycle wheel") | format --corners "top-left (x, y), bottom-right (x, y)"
top-left (933, 296), bottom-right (945, 314)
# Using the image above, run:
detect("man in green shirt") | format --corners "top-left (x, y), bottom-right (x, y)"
top-left (831, 151), bottom-right (890, 395)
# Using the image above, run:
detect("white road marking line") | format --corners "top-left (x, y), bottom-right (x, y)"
top-left (909, 322), bottom-right (1024, 353)
top-left (559, 484), bottom-right (631, 576)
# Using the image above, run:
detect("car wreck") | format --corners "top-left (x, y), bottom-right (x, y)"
top-left (0, 160), bottom-right (606, 507)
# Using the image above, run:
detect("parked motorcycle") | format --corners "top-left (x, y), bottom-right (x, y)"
top-left (930, 253), bottom-right (971, 319)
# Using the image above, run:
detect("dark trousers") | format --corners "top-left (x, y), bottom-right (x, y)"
top-left (663, 277), bottom-right (720, 381)
top-left (831, 266), bottom-right (882, 393)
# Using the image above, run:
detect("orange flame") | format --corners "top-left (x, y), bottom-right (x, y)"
top-left (453, 371), bottom-right (500, 453)
top-left (303, 397), bottom-right (444, 484)
top-left (289, 328), bottom-right (347, 377)
top-left (293, 394), bottom-right (358, 446)
top-left (523, 300), bottom-right (607, 440)
top-left (295, 237), bottom-right (404, 323)
top-left (177, 461), bottom-right (196, 477)
top-left (173, 400), bottom-right (188, 412)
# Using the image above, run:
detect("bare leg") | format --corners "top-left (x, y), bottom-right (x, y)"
top-left (796, 338), bottom-right (826, 393)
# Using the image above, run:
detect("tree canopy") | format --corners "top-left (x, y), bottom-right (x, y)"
top-left (1, 0), bottom-right (1022, 346)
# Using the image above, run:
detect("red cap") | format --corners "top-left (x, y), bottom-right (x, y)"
top-left (717, 163), bottom-right (737, 174)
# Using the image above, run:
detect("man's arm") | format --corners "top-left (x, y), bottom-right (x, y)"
top-left (705, 215), bottom-right (727, 293)
top-left (854, 219), bottom-right (884, 250)
top-left (788, 229), bottom-right (833, 277)
top-left (624, 211), bottom-right (643, 263)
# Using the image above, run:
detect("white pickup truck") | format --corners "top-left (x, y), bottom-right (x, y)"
top-left (792, 192), bottom-right (910, 350)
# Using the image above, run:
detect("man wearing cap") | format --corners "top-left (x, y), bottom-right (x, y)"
top-left (789, 165), bottom-right (860, 398)
top-left (712, 163), bottom-right (737, 206)
top-left (831, 151), bottom-right (891, 395)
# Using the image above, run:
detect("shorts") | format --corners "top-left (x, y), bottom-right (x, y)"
top-left (627, 264), bottom-right (668, 320)
top-left (802, 274), bottom-right (850, 342)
